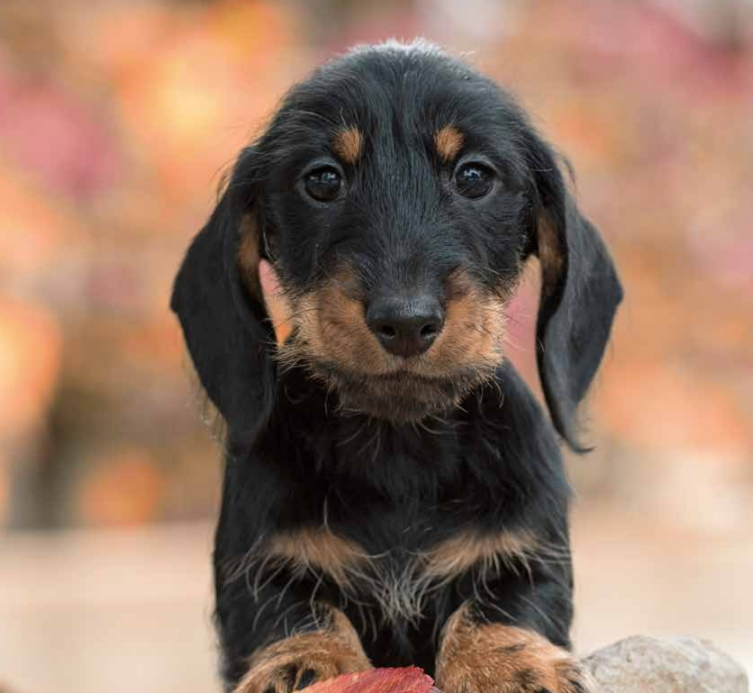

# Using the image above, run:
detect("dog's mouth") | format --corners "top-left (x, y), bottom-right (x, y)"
top-left (295, 358), bottom-right (496, 422)
top-left (260, 261), bottom-right (509, 422)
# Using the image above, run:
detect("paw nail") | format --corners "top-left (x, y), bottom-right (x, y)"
top-left (295, 669), bottom-right (317, 690)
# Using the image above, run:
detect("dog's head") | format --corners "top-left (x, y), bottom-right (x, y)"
top-left (171, 41), bottom-right (622, 449)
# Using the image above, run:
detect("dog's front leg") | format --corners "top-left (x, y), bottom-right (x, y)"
top-left (436, 605), bottom-right (593, 693)
top-left (214, 517), bottom-right (372, 692)
top-left (231, 607), bottom-right (371, 693)
top-left (435, 570), bottom-right (594, 693)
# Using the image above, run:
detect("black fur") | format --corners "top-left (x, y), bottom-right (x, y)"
top-left (171, 41), bottom-right (622, 690)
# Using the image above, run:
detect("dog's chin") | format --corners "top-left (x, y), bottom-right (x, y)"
top-left (306, 362), bottom-right (496, 423)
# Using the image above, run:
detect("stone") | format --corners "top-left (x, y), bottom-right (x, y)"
top-left (584, 635), bottom-right (749, 693)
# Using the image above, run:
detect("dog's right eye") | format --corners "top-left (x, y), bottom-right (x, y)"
top-left (454, 162), bottom-right (495, 199)
top-left (304, 166), bottom-right (343, 202)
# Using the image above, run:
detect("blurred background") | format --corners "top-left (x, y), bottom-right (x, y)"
top-left (0, 0), bottom-right (751, 691)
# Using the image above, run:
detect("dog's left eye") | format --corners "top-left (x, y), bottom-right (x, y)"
top-left (304, 166), bottom-right (343, 202)
top-left (454, 163), bottom-right (495, 199)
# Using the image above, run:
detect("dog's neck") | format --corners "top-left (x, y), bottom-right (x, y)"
top-left (232, 360), bottom-right (563, 504)
top-left (221, 358), bottom-right (570, 562)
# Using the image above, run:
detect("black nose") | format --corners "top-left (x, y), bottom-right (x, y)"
top-left (366, 295), bottom-right (445, 357)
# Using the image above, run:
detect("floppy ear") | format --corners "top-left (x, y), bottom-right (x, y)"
top-left (170, 147), bottom-right (276, 441)
top-left (527, 136), bottom-right (623, 452)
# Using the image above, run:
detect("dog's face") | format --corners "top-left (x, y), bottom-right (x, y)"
top-left (172, 42), bottom-right (622, 443)
top-left (245, 44), bottom-right (539, 420)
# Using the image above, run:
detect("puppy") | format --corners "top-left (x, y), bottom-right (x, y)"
top-left (172, 40), bottom-right (622, 693)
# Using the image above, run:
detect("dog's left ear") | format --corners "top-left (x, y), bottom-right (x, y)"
top-left (525, 133), bottom-right (623, 452)
top-left (171, 146), bottom-right (277, 443)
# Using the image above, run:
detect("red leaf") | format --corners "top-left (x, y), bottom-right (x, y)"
top-left (301, 668), bottom-right (438, 693)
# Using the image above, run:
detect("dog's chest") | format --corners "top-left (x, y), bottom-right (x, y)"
top-left (350, 538), bottom-right (444, 627)
top-left (262, 514), bottom-right (533, 628)
top-left (273, 524), bottom-right (442, 624)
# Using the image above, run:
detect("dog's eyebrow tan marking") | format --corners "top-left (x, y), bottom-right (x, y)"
top-left (332, 126), bottom-right (363, 164)
top-left (434, 125), bottom-right (464, 162)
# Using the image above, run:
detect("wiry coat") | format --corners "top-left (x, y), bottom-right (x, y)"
top-left (172, 41), bottom-right (622, 693)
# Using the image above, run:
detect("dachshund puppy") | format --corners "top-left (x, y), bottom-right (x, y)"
top-left (172, 40), bottom-right (622, 693)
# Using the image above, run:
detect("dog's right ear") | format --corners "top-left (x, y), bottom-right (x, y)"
top-left (171, 146), bottom-right (276, 442)
top-left (523, 132), bottom-right (623, 453)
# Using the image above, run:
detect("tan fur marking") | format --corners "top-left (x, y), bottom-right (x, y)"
top-left (225, 526), bottom-right (542, 631)
top-left (273, 264), bottom-right (512, 421)
top-left (239, 222), bottom-right (295, 345)
top-left (422, 528), bottom-right (538, 581)
top-left (433, 269), bottom-right (508, 378)
top-left (234, 608), bottom-right (371, 693)
top-left (266, 527), bottom-right (368, 589)
top-left (278, 264), bottom-right (384, 377)
top-left (333, 126), bottom-right (363, 164)
top-left (435, 125), bottom-right (464, 162)
top-left (537, 214), bottom-right (565, 297)
top-left (437, 606), bottom-right (595, 693)
top-left (238, 215), bottom-right (262, 299)
top-left (279, 266), bottom-right (508, 382)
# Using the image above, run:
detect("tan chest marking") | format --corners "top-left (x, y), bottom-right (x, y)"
top-left (233, 526), bottom-right (538, 629)
top-left (266, 527), bottom-right (368, 589)
top-left (421, 527), bottom-right (538, 582)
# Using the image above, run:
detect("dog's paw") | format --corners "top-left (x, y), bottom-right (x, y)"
top-left (233, 620), bottom-right (371, 693)
top-left (436, 622), bottom-right (594, 693)
top-left (234, 646), bottom-right (370, 693)
top-left (235, 657), bottom-right (345, 693)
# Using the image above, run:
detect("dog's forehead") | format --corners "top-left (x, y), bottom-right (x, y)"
top-left (279, 43), bottom-right (517, 155)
